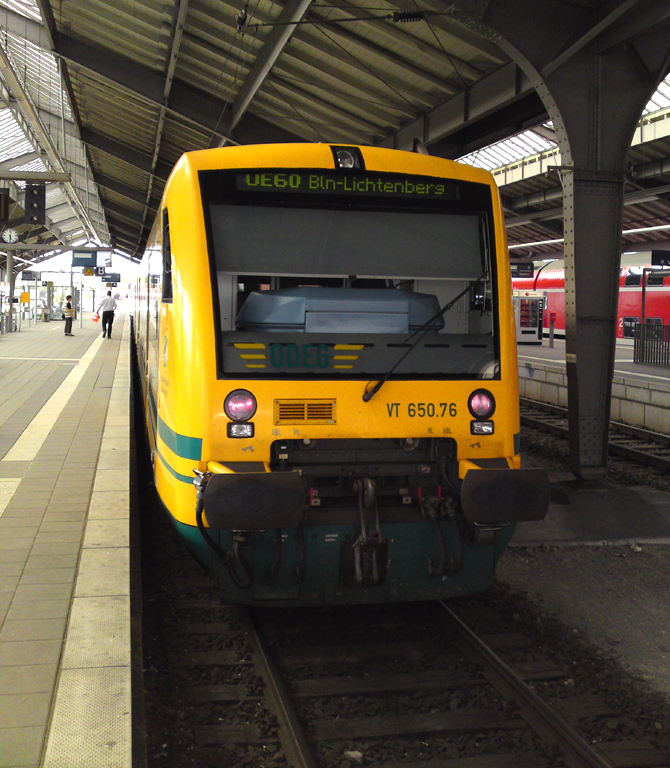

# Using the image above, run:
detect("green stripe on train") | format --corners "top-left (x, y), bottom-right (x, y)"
top-left (158, 415), bottom-right (202, 460)
top-left (156, 447), bottom-right (197, 484)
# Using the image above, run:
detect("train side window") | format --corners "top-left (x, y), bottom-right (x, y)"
top-left (624, 270), bottom-right (641, 286)
top-left (622, 316), bottom-right (640, 338)
top-left (646, 273), bottom-right (665, 286)
top-left (162, 209), bottom-right (173, 302)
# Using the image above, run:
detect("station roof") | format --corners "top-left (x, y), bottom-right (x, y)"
top-left (0, 0), bottom-right (669, 266)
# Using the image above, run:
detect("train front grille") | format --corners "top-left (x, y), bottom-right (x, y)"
top-left (274, 399), bottom-right (337, 425)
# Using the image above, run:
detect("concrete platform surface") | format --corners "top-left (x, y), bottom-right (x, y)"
top-left (507, 465), bottom-right (670, 700)
top-left (513, 470), bottom-right (670, 546)
top-left (497, 542), bottom-right (670, 697)
top-left (0, 311), bottom-right (130, 768)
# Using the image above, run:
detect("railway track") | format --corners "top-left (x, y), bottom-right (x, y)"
top-left (520, 398), bottom-right (670, 470)
top-left (141, 514), bottom-right (668, 768)
top-left (142, 546), bottom-right (668, 768)
top-left (251, 600), bottom-right (666, 768)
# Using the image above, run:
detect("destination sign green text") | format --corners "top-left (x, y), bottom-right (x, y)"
top-left (236, 172), bottom-right (458, 199)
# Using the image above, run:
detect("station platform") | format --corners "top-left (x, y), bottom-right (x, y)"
top-left (516, 338), bottom-right (670, 546)
top-left (0, 312), bottom-right (130, 768)
top-left (513, 467), bottom-right (670, 546)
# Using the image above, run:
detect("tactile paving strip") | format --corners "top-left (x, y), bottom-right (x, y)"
top-left (61, 595), bottom-right (130, 669)
top-left (0, 477), bottom-right (21, 518)
top-left (42, 666), bottom-right (131, 767)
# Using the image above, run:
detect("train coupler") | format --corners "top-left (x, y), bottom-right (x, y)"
top-left (352, 477), bottom-right (381, 547)
top-left (340, 537), bottom-right (388, 588)
top-left (340, 478), bottom-right (388, 588)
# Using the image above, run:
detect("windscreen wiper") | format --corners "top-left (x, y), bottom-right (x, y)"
top-left (362, 276), bottom-right (484, 402)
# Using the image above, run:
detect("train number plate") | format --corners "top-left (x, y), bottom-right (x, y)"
top-left (386, 402), bottom-right (457, 418)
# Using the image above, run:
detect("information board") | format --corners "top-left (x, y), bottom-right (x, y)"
top-left (72, 249), bottom-right (98, 268)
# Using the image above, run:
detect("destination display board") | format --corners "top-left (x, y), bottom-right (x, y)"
top-left (511, 263), bottom-right (534, 278)
top-left (72, 249), bottom-right (97, 268)
top-left (235, 171), bottom-right (460, 200)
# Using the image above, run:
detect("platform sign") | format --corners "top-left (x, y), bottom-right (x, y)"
top-left (22, 270), bottom-right (38, 281)
top-left (95, 267), bottom-right (106, 276)
top-left (511, 263), bottom-right (534, 278)
top-left (72, 249), bottom-right (97, 268)
top-left (101, 273), bottom-right (121, 282)
top-left (651, 250), bottom-right (670, 266)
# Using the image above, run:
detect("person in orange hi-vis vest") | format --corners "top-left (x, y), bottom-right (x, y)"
top-left (63, 295), bottom-right (74, 336)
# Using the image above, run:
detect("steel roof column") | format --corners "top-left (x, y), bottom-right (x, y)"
top-left (536, 27), bottom-right (668, 479)
top-left (6, 248), bottom-right (14, 333)
top-left (449, 0), bottom-right (670, 480)
top-left (562, 168), bottom-right (625, 479)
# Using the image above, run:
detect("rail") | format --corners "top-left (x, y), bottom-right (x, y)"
top-left (520, 397), bottom-right (670, 470)
top-left (439, 602), bottom-right (615, 768)
top-left (242, 607), bottom-right (320, 768)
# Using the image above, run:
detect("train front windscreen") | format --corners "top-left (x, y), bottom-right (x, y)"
top-left (200, 168), bottom-right (500, 380)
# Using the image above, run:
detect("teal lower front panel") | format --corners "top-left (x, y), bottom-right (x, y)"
top-left (172, 515), bottom-right (517, 607)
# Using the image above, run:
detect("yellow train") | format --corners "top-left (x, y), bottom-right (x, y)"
top-left (134, 143), bottom-right (548, 605)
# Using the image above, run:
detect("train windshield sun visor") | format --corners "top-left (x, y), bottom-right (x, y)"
top-left (208, 204), bottom-right (484, 281)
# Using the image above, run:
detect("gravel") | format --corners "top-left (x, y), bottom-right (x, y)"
top-left (479, 423), bottom-right (670, 758)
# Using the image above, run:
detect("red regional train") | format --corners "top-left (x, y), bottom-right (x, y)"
top-left (512, 259), bottom-right (670, 341)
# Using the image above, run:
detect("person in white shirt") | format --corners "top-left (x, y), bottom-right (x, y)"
top-left (98, 291), bottom-right (118, 339)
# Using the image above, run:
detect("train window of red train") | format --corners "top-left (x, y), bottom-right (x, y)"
top-left (646, 274), bottom-right (666, 286)
top-left (622, 317), bottom-right (640, 338)
top-left (624, 271), bottom-right (642, 286)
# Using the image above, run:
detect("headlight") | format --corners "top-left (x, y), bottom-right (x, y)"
top-left (332, 146), bottom-right (363, 169)
top-left (227, 422), bottom-right (254, 438)
top-left (335, 149), bottom-right (356, 168)
top-left (224, 389), bottom-right (257, 422)
top-left (468, 389), bottom-right (496, 419)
